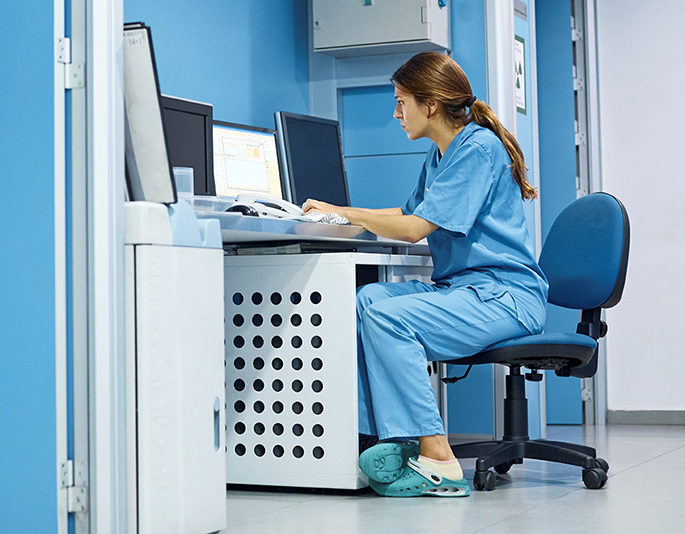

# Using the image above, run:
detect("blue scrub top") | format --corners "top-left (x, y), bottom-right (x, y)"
top-left (401, 122), bottom-right (549, 334)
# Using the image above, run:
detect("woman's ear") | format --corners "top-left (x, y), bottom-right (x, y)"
top-left (425, 100), bottom-right (437, 119)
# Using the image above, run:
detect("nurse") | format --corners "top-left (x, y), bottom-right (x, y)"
top-left (302, 52), bottom-right (548, 497)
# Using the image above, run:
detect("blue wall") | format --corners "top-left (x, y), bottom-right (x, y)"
top-left (535, 0), bottom-right (583, 424)
top-left (125, 0), bottom-right (310, 130)
top-left (0, 1), bottom-right (57, 532)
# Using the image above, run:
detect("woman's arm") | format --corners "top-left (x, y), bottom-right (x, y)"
top-left (303, 199), bottom-right (437, 243)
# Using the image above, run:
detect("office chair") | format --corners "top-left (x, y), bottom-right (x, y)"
top-left (444, 192), bottom-right (630, 490)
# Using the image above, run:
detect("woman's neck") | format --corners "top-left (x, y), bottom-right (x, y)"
top-left (430, 123), bottom-right (464, 156)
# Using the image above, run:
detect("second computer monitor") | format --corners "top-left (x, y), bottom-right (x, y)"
top-left (212, 120), bottom-right (285, 199)
top-left (275, 112), bottom-right (351, 207)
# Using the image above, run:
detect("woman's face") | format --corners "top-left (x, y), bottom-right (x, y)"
top-left (393, 87), bottom-right (432, 141)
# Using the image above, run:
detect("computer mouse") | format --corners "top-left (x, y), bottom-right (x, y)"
top-left (226, 204), bottom-right (259, 217)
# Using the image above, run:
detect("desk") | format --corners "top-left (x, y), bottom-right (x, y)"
top-left (197, 211), bottom-right (429, 253)
top-left (223, 252), bottom-right (433, 490)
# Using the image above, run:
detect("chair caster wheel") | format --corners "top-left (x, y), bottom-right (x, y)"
top-left (473, 470), bottom-right (497, 491)
top-left (494, 461), bottom-right (513, 474)
top-left (594, 457), bottom-right (609, 473)
top-left (583, 467), bottom-right (608, 489)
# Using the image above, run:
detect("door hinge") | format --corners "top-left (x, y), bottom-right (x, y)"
top-left (58, 37), bottom-right (85, 90)
top-left (60, 460), bottom-right (88, 513)
top-left (581, 381), bottom-right (593, 402)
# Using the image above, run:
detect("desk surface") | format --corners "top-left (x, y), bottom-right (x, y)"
top-left (197, 211), bottom-right (423, 251)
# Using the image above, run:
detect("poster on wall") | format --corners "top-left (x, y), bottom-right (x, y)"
top-left (514, 35), bottom-right (526, 115)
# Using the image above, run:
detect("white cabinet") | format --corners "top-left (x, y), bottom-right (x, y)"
top-left (126, 243), bottom-right (226, 534)
top-left (312, 0), bottom-right (450, 57)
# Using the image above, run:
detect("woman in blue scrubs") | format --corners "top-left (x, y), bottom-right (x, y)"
top-left (303, 52), bottom-right (548, 497)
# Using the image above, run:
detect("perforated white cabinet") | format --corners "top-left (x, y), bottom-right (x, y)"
top-left (126, 243), bottom-right (226, 534)
top-left (223, 252), bottom-right (432, 490)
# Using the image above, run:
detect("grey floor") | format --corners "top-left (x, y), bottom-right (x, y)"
top-left (220, 425), bottom-right (685, 533)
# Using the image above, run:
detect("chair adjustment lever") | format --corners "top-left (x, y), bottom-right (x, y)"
top-left (441, 365), bottom-right (473, 384)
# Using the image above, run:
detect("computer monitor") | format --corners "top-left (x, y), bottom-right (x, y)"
top-left (161, 95), bottom-right (215, 196)
top-left (274, 112), bottom-right (351, 207)
top-left (212, 121), bottom-right (285, 199)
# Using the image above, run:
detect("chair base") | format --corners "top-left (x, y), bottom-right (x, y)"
top-left (451, 438), bottom-right (608, 490)
top-left (448, 367), bottom-right (609, 490)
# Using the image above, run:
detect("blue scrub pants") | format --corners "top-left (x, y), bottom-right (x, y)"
top-left (357, 280), bottom-right (531, 440)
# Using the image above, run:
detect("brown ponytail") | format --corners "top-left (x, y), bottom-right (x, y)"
top-left (391, 52), bottom-right (537, 200)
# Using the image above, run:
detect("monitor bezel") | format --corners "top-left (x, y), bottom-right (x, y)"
top-left (161, 95), bottom-right (215, 196)
top-left (212, 120), bottom-right (287, 200)
top-left (274, 111), bottom-right (351, 207)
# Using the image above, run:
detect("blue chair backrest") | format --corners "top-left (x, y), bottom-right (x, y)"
top-left (538, 193), bottom-right (630, 311)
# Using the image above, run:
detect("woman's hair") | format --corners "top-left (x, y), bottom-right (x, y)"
top-left (391, 52), bottom-right (537, 200)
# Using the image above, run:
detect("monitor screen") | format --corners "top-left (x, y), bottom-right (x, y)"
top-left (161, 95), bottom-right (215, 196)
top-left (212, 121), bottom-right (284, 199)
top-left (275, 112), bottom-right (350, 207)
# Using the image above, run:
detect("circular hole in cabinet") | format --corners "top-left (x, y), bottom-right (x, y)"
top-left (251, 292), bottom-right (263, 305)
top-left (312, 402), bottom-right (324, 415)
top-left (290, 292), bottom-right (302, 305)
top-left (252, 314), bottom-right (264, 327)
top-left (234, 422), bottom-right (246, 435)
top-left (270, 292), bottom-right (282, 305)
top-left (253, 400), bottom-right (265, 413)
top-left (311, 336), bottom-right (323, 349)
top-left (232, 314), bottom-right (244, 327)
top-left (290, 314), bottom-right (302, 327)
top-left (253, 379), bottom-right (264, 392)
top-left (292, 423), bottom-right (304, 436)
top-left (254, 444), bottom-right (266, 457)
top-left (272, 401), bottom-right (284, 414)
top-left (292, 401), bottom-right (304, 415)
top-left (293, 446), bottom-right (305, 459)
top-left (233, 336), bottom-right (245, 349)
top-left (254, 422), bottom-right (265, 435)
top-left (291, 357), bottom-right (303, 370)
top-left (273, 423), bottom-right (284, 436)
top-left (313, 446), bottom-right (325, 459)
top-left (312, 424), bottom-right (324, 437)
top-left (291, 336), bottom-right (303, 349)
top-left (252, 357), bottom-right (264, 370)
top-left (271, 314), bottom-right (283, 327)
top-left (310, 292), bottom-right (322, 305)
top-left (253, 336), bottom-right (264, 349)
top-left (234, 400), bottom-right (245, 413)
top-left (232, 293), bottom-right (244, 305)
top-left (235, 444), bottom-right (246, 456)
top-left (312, 380), bottom-right (324, 393)
top-left (272, 379), bottom-right (284, 392)
top-left (272, 357), bottom-right (283, 371)
top-left (273, 445), bottom-right (284, 457)
top-left (292, 380), bottom-right (303, 393)
top-left (311, 358), bottom-right (323, 371)
top-left (233, 379), bottom-right (245, 392)
top-left (233, 357), bottom-right (246, 370)
top-left (310, 314), bottom-right (322, 327)
top-left (271, 336), bottom-right (283, 349)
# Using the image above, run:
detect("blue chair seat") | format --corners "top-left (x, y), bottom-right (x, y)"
top-left (450, 332), bottom-right (598, 370)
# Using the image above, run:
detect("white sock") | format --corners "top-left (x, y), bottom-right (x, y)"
top-left (417, 455), bottom-right (464, 481)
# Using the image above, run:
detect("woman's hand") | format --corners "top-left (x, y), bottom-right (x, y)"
top-left (302, 198), bottom-right (340, 214)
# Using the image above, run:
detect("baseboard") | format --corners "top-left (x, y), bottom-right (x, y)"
top-left (607, 410), bottom-right (685, 425)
